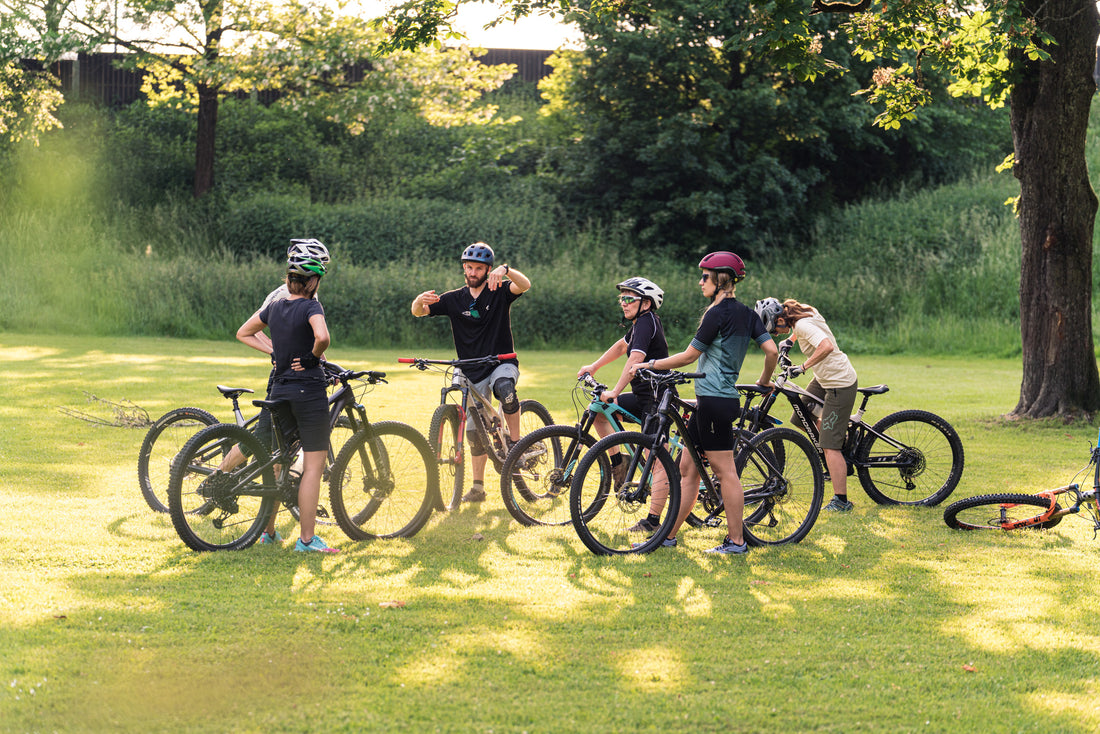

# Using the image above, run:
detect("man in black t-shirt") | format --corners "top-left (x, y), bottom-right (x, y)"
top-left (411, 242), bottom-right (532, 503)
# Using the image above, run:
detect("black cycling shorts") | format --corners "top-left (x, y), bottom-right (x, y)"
top-left (686, 395), bottom-right (741, 453)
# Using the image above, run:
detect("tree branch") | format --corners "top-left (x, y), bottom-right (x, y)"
top-left (810, 0), bottom-right (873, 15)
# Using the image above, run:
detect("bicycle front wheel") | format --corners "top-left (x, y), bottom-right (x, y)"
top-left (739, 427), bottom-right (824, 545)
top-left (329, 421), bottom-right (437, 540)
top-left (501, 424), bottom-right (592, 526)
top-left (943, 493), bottom-right (1063, 530)
top-left (429, 404), bottom-right (464, 510)
top-left (856, 410), bottom-right (964, 506)
top-left (138, 406), bottom-right (217, 513)
top-left (167, 424), bottom-right (276, 551)
top-left (569, 432), bottom-right (680, 555)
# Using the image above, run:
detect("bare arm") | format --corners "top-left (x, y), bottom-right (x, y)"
top-left (412, 289), bottom-right (439, 317)
top-left (236, 313), bottom-right (270, 355)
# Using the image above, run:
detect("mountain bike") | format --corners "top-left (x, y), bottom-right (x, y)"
top-left (137, 363), bottom-right (357, 514)
top-left (398, 353), bottom-right (554, 509)
top-left (943, 427), bottom-right (1100, 532)
top-left (568, 369), bottom-right (825, 555)
top-left (748, 339), bottom-right (965, 506)
top-left (497, 373), bottom-right (644, 527)
top-left (167, 365), bottom-right (439, 551)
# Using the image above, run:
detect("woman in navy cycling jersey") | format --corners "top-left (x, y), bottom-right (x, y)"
top-left (632, 252), bottom-right (777, 554)
top-left (237, 244), bottom-right (338, 553)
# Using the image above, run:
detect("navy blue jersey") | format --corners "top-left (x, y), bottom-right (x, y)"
top-left (623, 310), bottom-right (669, 401)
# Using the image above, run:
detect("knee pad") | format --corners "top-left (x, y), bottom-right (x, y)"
top-left (493, 378), bottom-right (520, 414)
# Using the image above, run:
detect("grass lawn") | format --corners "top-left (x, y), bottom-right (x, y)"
top-left (2, 332), bottom-right (1100, 732)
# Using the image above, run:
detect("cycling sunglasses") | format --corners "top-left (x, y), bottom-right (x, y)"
top-left (618, 295), bottom-right (641, 305)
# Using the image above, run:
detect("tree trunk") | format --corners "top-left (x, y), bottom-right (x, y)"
top-left (193, 83), bottom-right (218, 197)
top-left (1009, 0), bottom-right (1100, 419)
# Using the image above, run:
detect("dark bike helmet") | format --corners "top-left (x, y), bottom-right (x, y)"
top-left (287, 238), bottom-right (329, 277)
top-left (617, 277), bottom-right (664, 310)
top-left (698, 251), bottom-right (746, 283)
top-left (461, 242), bottom-right (495, 266)
top-left (754, 297), bottom-right (784, 334)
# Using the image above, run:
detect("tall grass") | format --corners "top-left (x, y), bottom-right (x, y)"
top-left (5, 109), bottom-right (1099, 356)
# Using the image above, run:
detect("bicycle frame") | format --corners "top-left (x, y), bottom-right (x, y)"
top-left (760, 342), bottom-right (907, 474)
top-left (400, 353), bottom-right (519, 470)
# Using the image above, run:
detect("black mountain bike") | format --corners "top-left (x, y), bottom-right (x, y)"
top-left (751, 339), bottom-right (966, 506)
top-left (568, 369), bottom-right (825, 555)
top-left (399, 353), bottom-right (554, 508)
top-left (137, 363), bottom-right (357, 514)
top-left (167, 366), bottom-right (439, 551)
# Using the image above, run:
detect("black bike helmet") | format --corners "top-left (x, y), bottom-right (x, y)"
top-left (461, 242), bottom-right (495, 266)
top-left (698, 251), bottom-right (746, 283)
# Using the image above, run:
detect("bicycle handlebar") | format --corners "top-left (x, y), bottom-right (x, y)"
top-left (398, 353), bottom-right (517, 371)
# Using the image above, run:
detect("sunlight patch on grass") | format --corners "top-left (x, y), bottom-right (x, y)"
top-left (397, 628), bottom-right (544, 688)
top-left (811, 533), bottom-right (848, 556)
top-left (669, 576), bottom-right (712, 618)
top-left (1025, 685), bottom-right (1100, 727)
top-left (615, 647), bottom-right (689, 693)
top-left (0, 346), bottom-right (60, 361)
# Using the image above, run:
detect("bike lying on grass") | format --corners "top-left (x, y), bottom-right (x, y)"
top-left (943, 426), bottom-right (1100, 533)
top-left (398, 353), bottom-right (553, 509)
top-left (167, 365), bottom-right (439, 551)
top-left (498, 373), bottom-right (643, 527)
top-left (137, 362), bottom-right (357, 515)
top-left (568, 368), bottom-right (825, 555)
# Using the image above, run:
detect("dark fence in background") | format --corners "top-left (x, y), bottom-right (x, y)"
top-left (51, 49), bottom-right (554, 108)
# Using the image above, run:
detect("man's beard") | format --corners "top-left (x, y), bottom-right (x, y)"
top-left (465, 272), bottom-right (487, 289)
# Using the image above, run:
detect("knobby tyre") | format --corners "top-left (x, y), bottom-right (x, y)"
top-left (167, 423), bottom-right (276, 551)
top-left (569, 431), bottom-right (681, 555)
top-left (429, 404), bottom-right (464, 510)
top-left (855, 410), bottom-right (965, 506)
top-left (738, 427), bottom-right (824, 545)
top-left (329, 421), bottom-right (437, 540)
top-left (500, 424), bottom-right (593, 526)
top-left (138, 406), bottom-right (217, 513)
top-left (943, 492), bottom-right (1063, 530)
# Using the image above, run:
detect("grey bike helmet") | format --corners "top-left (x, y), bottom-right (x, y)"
top-left (754, 297), bottom-right (784, 334)
top-left (287, 238), bottom-right (329, 277)
top-left (461, 242), bottom-right (495, 266)
top-left (617, 277), bottom-right (664, 310)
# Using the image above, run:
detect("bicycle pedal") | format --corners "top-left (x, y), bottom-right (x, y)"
top-left (316, 506), bottom-right (331, 519)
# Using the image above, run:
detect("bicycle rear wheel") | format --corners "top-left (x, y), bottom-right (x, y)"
top-left (943, 493), bottom-right (1063, 530)
top-left (500, 424), bottom-right (593, 526)
top-left (856, 410), bottom-right (964, 506)
top-left (167, 424), bottom-right (276, 551)
top-left (429, 404), bottom-right (463, 510)
top-left (329, 421), bottom-right (438, 540)
top-left (739, 427), bottom-right (824, 545)
top-left (569, 432), bottom-right (680, 555)
top-left (138, 406), bottom-right (217, 513)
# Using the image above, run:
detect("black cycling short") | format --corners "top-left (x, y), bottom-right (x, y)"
top-left (686, 395), bottom-right (741, 453)
top-left (268, 379), bottom-right (330, 452)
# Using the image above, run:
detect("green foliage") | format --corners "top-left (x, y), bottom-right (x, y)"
top-left (536, 2), bottom-right (1010, 258)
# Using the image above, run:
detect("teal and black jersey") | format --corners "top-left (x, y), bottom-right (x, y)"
top-left (689, 298), bottom-right (771, 398)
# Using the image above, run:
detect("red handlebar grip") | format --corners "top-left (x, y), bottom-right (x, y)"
top-left (397, 358), bottom-right (415, 363)
top-left (498, 353), bottom-right (517, 360)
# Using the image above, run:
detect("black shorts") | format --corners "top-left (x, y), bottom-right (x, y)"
top-left (615, 392), bottom-right (656, 427)
top-left (686, 395), bottom-right (741, 453)
top-left (268, 379), bottom-right (330, 452)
